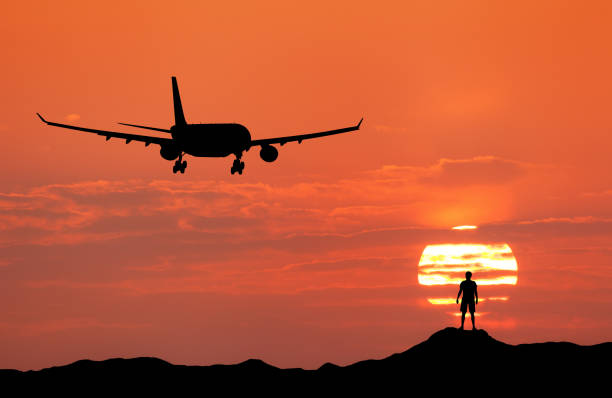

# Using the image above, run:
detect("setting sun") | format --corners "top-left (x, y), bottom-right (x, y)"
top-left (418, 243), bottom-right (518, 286)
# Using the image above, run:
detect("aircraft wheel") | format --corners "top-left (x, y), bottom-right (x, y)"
top-left (172, 165), bottom-right (178, 174)
top-left (231, 167), bottom-right (236, 175)
top-left (238, 168), bottom-right (243, 175)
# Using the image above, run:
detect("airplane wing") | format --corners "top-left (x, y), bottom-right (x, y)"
top-left (249, 118), bottom-right (363, 147)
top-left (36, 113), bottom-right (173, 147)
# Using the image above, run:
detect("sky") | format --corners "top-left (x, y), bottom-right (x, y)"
top-left (2, 1), bottom-right (612, 370)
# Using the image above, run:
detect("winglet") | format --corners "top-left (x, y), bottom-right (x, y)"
top-left (356, 117), bottom-right (363, 129)
top-left (36, 113), bottom-right (48, 123)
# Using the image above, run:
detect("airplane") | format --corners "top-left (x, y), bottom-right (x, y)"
top-left (37, 77), bottom-right (363, 175)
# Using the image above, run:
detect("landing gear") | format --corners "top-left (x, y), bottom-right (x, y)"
top-left (230, 155), bottom-right (245, 175)
top-left (173, 160), bottom-right (187, 174)
top-left (173, 153), bottom-right (187, 174)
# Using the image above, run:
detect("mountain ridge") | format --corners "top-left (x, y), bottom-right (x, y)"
top-left (3, 327), bottom-right (610, 393)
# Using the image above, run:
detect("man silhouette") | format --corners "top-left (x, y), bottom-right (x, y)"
top-left (456, 271), bottom-right (478, 330)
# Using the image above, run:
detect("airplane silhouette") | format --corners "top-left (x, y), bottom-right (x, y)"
top-left (37, 77), bottom-right (363, 175)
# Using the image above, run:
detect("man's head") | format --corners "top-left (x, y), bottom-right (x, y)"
top-left (465, 271), bottom-right (472, 280)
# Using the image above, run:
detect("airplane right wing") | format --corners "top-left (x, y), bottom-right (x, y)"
top-left (249, 118), bottom-right (363, 147)
top-left (36, 113), bottom-right (173, 147)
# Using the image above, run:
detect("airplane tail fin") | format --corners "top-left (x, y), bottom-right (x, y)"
top-left (172, 76), bottom-right (187, 126)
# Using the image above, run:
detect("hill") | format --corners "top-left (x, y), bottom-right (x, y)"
top-left (2, 327), bottom-right (610, 393)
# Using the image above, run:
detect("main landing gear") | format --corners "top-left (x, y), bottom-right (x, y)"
top-left (173, 153), bottom-right (187, 174)
top-left (230, 154), bottom-right (245, 175)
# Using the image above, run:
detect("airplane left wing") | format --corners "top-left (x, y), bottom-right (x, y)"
top-left (36, 113), bottom-right (173, 147)
top-left (249, 118), bottom-right (363, 147)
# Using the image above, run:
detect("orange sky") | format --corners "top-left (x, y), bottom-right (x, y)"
top-left (2, 1), bottom-right (612, 370)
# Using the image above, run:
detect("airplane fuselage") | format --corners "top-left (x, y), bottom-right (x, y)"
top-left (171, 123), bottom-right (251, 157)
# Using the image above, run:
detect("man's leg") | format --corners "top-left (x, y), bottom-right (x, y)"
top-left (460, 312), bottom-right (465, 330)
top-left (470, 311), bottom-right (476, 330)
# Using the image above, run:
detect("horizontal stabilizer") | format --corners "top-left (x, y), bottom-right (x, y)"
top-left (118, 123), bottom-right (171, 133)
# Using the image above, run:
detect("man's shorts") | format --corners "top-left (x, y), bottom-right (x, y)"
top-left (461, 300), bottom-right (475, 313)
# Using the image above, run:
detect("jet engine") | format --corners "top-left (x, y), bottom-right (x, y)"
top-left (160, 144), bottom-right (180, 160)
top-left (259, 145), bottom-right (278, 162)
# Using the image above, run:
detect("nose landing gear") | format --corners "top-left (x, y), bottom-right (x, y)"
top-left (173, 153), bottom-right (187, 174)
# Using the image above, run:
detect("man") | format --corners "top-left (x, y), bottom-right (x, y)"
top-left (456, 271), bottom-right (478, 330)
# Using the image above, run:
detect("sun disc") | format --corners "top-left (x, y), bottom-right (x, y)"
top-left (418, 243), bottom-right (518, 286)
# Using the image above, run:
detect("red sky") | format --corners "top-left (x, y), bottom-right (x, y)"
top-left (2, 1), bottom-right (612, 370)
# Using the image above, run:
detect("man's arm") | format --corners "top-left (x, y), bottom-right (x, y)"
top-left (475, 283), bottom-right (478, 304)
top-left (456, 284), bottom-right (463, 304)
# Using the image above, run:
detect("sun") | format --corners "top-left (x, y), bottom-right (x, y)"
top-left (417, 240), bottom-right (518, 309)
top-left (418, 243), bottom-right (518, 286)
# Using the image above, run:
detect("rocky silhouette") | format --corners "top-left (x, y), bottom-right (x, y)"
top-left (2, 328), bottom-right (610, 394)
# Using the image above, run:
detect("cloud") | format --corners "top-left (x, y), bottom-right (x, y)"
top-left (7, 318), bottom-right (150, 336)
top-left (424, 156), bottom-right (528, 186)
top-left (517, 216), bottom-right (612, 225)
top-left (482, 217), bottom-right (612, 240)
top-left (0, 159), bottom-right (568, 252)
top-left (1, 162), bottom-right (609, 304)
top-left (371, 156), bottom-right (531, 186)
top-left (275, 256), bottom-right (408, 273)
top-left (64, 114), bottom-right (81, 122)
top-left (581, 190), bottom-right (612, 198)
top-left (0, 172), bottom-right (438, 247)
